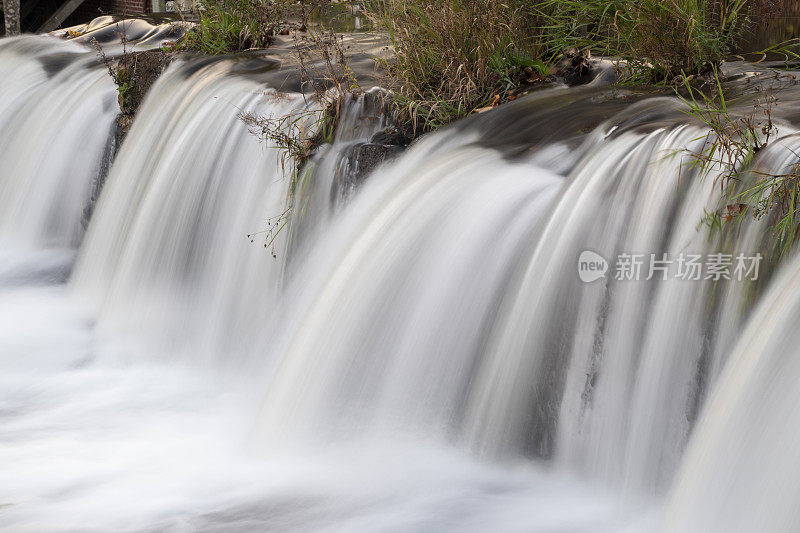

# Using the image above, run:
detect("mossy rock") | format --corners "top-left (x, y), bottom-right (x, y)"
top-left (114, 49), bottom-right (170, 115)
top-left (112, 49), bottom-right (172, 150)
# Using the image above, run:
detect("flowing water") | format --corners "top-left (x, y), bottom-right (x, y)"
top-left (2, 26), bottom-right (800, 532)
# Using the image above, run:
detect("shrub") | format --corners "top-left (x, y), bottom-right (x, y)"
top-left (541, 0), bottom-right (751, 83)
top-left (370, 0), bottom-right (547, 131)
top-left (370, 0), bottom-right (755, 131)
top-left (181, 0), bottom-right (287, 54)
top-left (180, 0), bottom-right (333, 55)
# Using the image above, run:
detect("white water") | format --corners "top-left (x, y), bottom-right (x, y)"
top-left (662, 249), bottom-right (800, 532)
top-left (2, 33), bottom-right (800, 532)
top-left (662, 135), bottom-right (800, 533)
top-left (71, 59), bottom-right (309, 367)
top-left (0, 36), bottom-right (116, 251)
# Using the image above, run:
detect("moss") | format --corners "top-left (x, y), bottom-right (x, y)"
top-left (114, 49), bottom-right (170, 115)
top-left (110, 49), bottom-right (171, 150)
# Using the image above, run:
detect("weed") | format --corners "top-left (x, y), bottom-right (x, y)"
top-left (181, 0), bottom-right (330, 55)
top-left (540, 0), bottom-right (751, 84)
top-left (181, 0), bottom-right (285, 54)
top-left (240, 28), bottom-right (359, 179)
top-left (369, 0), bottom-right (545, 131)
top-left (680, 70), bottom-right (800, 257)
top-left (240, 27), bottom-right (360, 255)
top-left (679, 68), bottom-right (776, 188)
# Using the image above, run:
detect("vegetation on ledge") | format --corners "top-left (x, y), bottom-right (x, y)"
top-left (93, 40), bottom-right (171, 149)
top-left (180, 0), bottom-right (329, 54)
top-left (682, 71), bottom-right (800, 259)
top-left (366, 0), bottom-right (770, 131)
top-left (542, 0), bottom-right (752, 84)
top-left (161, 0), bottom-right (788, 133)
top-left (369, 0), bottom-right (548, 132)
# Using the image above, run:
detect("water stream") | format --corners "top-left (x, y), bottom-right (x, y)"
top-left (2, 26), bottom-right (800, 532)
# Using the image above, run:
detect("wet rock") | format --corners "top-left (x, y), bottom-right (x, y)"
top-left (342, 125), bottom-right (413, 183)
top-left (114, 114), bottom-right (136, 152)
top-left (115, 49), bottom-right (170, 113)
top-left (112, 49), bottom-right (172, 150)
top-left (370, 126), bottom-right (412, 147)
top-left (349, 142), bottom-right (404, 183)
top-left (555, 49), bottom-right (593, 86)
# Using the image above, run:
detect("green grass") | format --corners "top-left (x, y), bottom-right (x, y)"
top-left (181, 0), bottom-right (304, 55)
top-left (180, 0), bottom-right (282, 54)
top-left (542, 0), bottom-right (751, 84)
top-left (180, 0), bottom-right (335, 55)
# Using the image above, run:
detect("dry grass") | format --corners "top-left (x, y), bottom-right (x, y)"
top-left (240, 28), bottom-right (361, 255)
top-left (370, 0), bottom-right (546, 131)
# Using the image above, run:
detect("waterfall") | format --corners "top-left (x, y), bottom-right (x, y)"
top-left (70, 58), bottom-right (308, 365)
top-left (254, 130), bottom-right (564, 446)
top-left (0, 36), bottom-right (116, 253)
top-left (3, 27), bottom-right (800, 531)
top-left (663, 250), bottom-right (800, 531)
top-left (662, 136), bottom-right (800, 533)
top-left (252, 97), bottom-right (778, 496)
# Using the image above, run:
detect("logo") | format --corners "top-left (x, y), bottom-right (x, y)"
top-left (578, 250), bottom-right (608, 283)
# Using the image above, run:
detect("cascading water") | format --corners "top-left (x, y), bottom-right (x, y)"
top-left (664, 229), bottom-right (800, 532)
top-left (255, 130), bottom-right (565, 446)
top-left (3, 25), bottom-right (800, 532)
top-left (0, 36), bottom-right (116, 253)
top-left (71, 58), bottom-right (311, 365)
top-left (254, 96), bottom-right (782, 498)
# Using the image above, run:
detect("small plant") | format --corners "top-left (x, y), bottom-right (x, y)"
top-left (180, 0), bottom-right (330, 55)
top-left (116, 74), bottom-right (132, 108)
top-left (240, 28), bottom-right (360, 255)
top-left (679, 69), bottom-right (776, 188)
top-left (740, 161), bottom-right (800, 257)
top-left (247, 207), bottom-right (292, 258)
top-left (240, 29), bottom-right (359, 178)
top-left (680, 70), bottom-right (800, 257)
top-left (239, 98), bottom-right (325, 178)
top-left (92, 28), bottom-right (132, 110)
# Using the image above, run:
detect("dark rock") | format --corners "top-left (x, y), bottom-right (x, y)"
top-left (555, 49), bottom-right (593, 86)
top-left (115, 113), bottom-right (135, 153)
top-left (345, 123), bottom-right (415, 183)
top-left (112, 49), bottom-right (172, 150)
top-left (370, 126), bottom-right (412, 147)
top-left (115, 48), bottom-right (170, 114)
top-left (349, 142), bottom-right (404, 183)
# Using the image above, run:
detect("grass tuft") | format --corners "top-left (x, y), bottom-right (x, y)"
top-left (181, 0), bottom-right (330, 55)
top-left (370, 0), bottom-right (546, 131)
top-left (541, 0), bottom-right (751, 84)
top-left (679, 69), bottom-right (800, 257)
top-left (181, 0), bottom-right (286, 54)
